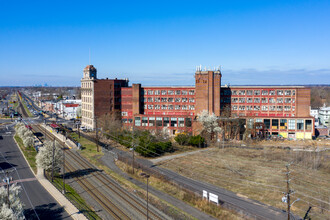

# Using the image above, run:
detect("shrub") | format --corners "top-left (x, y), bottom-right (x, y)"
top-left (188, 135), bottom-right (206, 148)
top-left (174, 133), bottom-right (190, 146)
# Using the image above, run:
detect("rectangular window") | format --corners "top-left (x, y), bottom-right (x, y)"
top-left (270, 105), bottom-right (276, 111)
top-left (189, 105), bottom-right (195, 110)
top-left (175, 105), bottom-right (180, 110)
top-left (239, 90), bottom-right (246, 95)
top-left (292, 90), bottom-right (296, 95)
top-left (277, 106), bottom-right (283, 111)
top-left (155, 104), bottom-right (160, 109)
top-left (256, 118), bottom-right (263, 122)
top-left (277, 98), bottom-right (283, 103)
top-left (185, 118), bottom-right (192, 127)
top-left (269, 90), bottom-right (275, 95)
top-left (161, 98), bottom-right (167, 102)
top-left (269, 98), bottom-right (275, 103)
top-left (264, 119), bottom-right (270, 129)
top-left (170, 117), bottom-right (177, 127)
top-left (224, 90), bottom-right (231, 95)
top-left (231, 90), bottom-right (237, 95)
top-left (189, 90), bottom-right (195, 95)
top-left (168, 105), bottom-right (174, 110)
top-left (254, 90), bottom-right (260, 95)
top-left (135, 117), bottom-right (141, 126)
top-left (232, 105), bottom-right (238, 110)
top-left (284, 106), bottom-right (291, 111)
top-left (262, 90), bottom-right (268, 95)
top-left (277, 90), bottom-right (283, 95)
top-left (254, 106), bottom-right (260, 111)
top-left (182, 90), bottom-right (188, 95)
top-left (285, 90), bottom-right (291, 96)
top-left (247, 90), bottom-right (253, 96)
top-left (262, 98), bottom-right (268, 103)
top-left (154, 90), bottom-right (160, 95)
top-left (305, 120), bottom-right (312, 130)
top-left (272, 119), bottom-right (279, 129)
top-left (289, 119), bottom-right (295, 129)
top-left (182, 105), bottom-right (187, 110)
top-left (297, 119), bottom-right (304, 130)
top-left (175, 98), bottom-right (181, 102)
top-left (163, 117), bottom-right (170, 127)
top-left (239, 98), bottom-right (245, 103)
top-left (232, 98), bottom-right (238, 103)
top-left (280, 119), bottom-right (287, 130)
top-left (142, 117), bottom-right (148, 126)
top-left (168, 90), bottom-right (174, 95)
top-left (247, 98), bottom-right (253, 103)
top-left (254, 98), bottom-right (260, 103)
top-left (148, 97), bottom-right (153, 102)
top-left (189, 98), bottom-right (195, 103)
top-left (161, 90), bottom-right (167, 95)
top-left (161, 105), bottom-right (167, 110)
top-left (156, 117), bottom-right (162, 126)
top-left (285, 98), bottom-right (291, 103)
top-left (182, 98), bottom-right (188, 102)
top-left (262, 105), bottom-right (268, 111)
top-left (239, 106), bottom-right (245, 110)
top-left (178, 118), bottom-right (185, 127)
top-left (121, 112), bottom-right (128, 116)
top-left (147, 105), bottom-right (153, 109)
top-left (154, 97), bottom-right (160, 102)
top-left (149, 117), bottom-right (155, 126)
top-left (175, 90), bottom-right (181, 95)
top-left (247, 105), bottom-right (253, 110)
top-left (168, 98), bottom-right (174, 102)
top-left (147, 90), bottom-right (153, 95)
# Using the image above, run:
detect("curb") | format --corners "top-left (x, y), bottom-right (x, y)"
top-left (13, 131), bottom-right (87, 220)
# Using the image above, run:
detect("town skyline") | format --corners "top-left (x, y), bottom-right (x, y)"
top-left (1, 0), bottom-right (329, 86)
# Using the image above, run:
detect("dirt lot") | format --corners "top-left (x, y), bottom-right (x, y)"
top-left (158, 146), bottom-right (330, 220)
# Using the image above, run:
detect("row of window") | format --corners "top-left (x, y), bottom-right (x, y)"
top-left (232, 105), bottom-right (295, 111)
top-left (223, 89), bottom-right (296, 96)
top-left (144, 104), bottom-right (195, 110)
top-left (82, 110), bottom-right (92, 118)
top-left (82, 96), bottom-right (92, 103)
top-left (255, 118), bottom-right (312, 130)
top-left (135, 116), bottom-right (192, 127)
top-left (145, 90), bottom-right (195, 96)
top-left (81, 82), bottom-right (92, 89)
top-left (145, 97), bottom-right (195, 103)
top-left (82, 103), bottom-right (92, 111)
top-left (231, 97), bottom-right (295, 104)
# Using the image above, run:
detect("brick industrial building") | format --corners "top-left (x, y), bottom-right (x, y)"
top-left (81, 65), bottom-right (314, 139)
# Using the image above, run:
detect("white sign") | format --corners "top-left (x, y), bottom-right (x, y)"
top-left (282, 196), bottom-right (287, 203)
top-left (209, 193), bottom-right (219, 205)
top-left (203, 190), bottom-right (208, 199)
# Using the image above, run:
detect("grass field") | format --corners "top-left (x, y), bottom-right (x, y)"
top-left (14, 135), bottom-right (37, 173)
top-left (158, 147), bottom-right (330, 220)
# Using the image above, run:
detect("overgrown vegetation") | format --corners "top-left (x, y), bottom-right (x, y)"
top-left (174, 134), bottom-right (206, 147)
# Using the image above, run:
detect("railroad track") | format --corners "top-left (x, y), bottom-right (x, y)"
top-left (31, 124), bottom-right (164, 220)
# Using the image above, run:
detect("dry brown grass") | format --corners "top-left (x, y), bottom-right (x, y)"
top-left (158, 147), bottom-right (330, 220)
top-left (116, 160), bottom-right (245, 220)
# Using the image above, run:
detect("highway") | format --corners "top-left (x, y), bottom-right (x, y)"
top-left (0, 123), bottom-right (72, 220)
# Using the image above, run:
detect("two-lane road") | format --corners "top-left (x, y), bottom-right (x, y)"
top-left (0, 124), bottom-right (71, 220)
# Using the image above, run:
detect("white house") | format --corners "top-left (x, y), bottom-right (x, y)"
top-left (319, 105), bottom-right (330, 126)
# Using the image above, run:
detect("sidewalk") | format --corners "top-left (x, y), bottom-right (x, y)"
top-left (36, 167), bottom-right (87, 220)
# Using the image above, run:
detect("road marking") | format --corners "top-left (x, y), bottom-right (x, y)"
top-left (0, 177), bottom-right (37, 186)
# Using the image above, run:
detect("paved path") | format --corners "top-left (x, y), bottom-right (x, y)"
top-left (150, 148), bottom-right (211, 164)
top-left (102, 148), bottom-right (216, 220)
top-left (35, 167), bottom-right (87, 220)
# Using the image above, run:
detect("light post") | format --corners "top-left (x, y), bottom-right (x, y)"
top-left (140, 173), bottom-right (150, 219)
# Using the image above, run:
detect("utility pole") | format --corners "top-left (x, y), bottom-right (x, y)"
top-left (51, 139), bottom-right (55, 182)
top-left (62, 147), bottom-right (66, 194)
top-left (286, 163), bottom-right (291, 220)
top-left (303, 206), bottom-right (312, 220)
top-left (1, 169), bottom-right (14, 209)
top-left (95, 116), bottom-right (99, 152)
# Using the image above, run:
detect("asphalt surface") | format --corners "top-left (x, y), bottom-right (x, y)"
top-left (104, 144), bottom-right (300, 220)
top-left (0, 124), bottom-right (72, 220)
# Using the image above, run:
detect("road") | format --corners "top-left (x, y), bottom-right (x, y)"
top-left (0, 123), bottom-right (72, 220)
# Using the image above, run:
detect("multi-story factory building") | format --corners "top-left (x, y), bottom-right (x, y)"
top-left (81, 65), bottom-right (314, 139)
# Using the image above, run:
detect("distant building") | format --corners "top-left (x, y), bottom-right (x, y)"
top-left (319, 105), bottom-right (330, 126)
top-left (81, 65), bottom-right (315, 139)
top-left (310, 108), bottom-right (319, 119)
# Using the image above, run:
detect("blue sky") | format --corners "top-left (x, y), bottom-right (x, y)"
top-left (0, 0), bottom-right (329, 86)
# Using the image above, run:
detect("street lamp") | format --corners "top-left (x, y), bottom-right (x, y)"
top-left (140, 173), bottom-right (150, 220)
